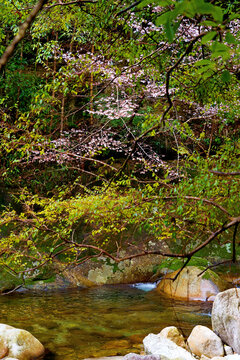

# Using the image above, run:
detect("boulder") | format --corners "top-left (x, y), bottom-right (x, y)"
top-left (0, 324), bottom-right (44, 360)
top-left (143, 333), bottom-right (195, 360)
top-left (187, 325), bottom-right (224, 358)
top-left (87, 255), bottom-right (164, 285)
top-left (212, 288), bottom-right (240, 354)
top-left (159, 326), bottom-right (187, 349)
top-left (156, 266), bottom-right (228, 301)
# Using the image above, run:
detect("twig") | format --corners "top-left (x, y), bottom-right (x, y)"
top-left (197, 260), bottom-right (233, 277)
top-left (209, 170), bottom-right (240, 176)
top-left (163, 195), bottom-right (232, 217)
top-left (1, 285), bottom-right (22, 295)
top-left (45, 0), bottom-right (97, 9)
top-left (116, 1), bottom-right (142, 16)
top-left (232, 223), bottom-right (239, 263)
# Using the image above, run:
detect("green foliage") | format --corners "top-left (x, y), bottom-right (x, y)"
top-left (0, 0), bottom-right (239, 280)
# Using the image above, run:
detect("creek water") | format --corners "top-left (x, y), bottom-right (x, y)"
top-left (0, 284), bottom-right (212, 359)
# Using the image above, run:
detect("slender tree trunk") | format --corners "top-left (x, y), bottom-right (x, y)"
top-left (50, 32), bottom-right (58, 130)
top-left (60, 95), bottom-right (65, 135)
top-left (90, 44), bottom-right (94, 126)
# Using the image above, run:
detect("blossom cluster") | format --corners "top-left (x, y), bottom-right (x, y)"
top-left (26, 128), bottom-right (178, 178)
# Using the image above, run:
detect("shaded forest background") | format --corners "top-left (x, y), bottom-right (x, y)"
top-left (0, 0), bottom-right (239, 285)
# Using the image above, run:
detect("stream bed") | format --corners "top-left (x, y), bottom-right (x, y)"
top-left (0, 284), bottom-right (212, 359)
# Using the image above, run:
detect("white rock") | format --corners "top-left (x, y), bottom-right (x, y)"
top-left (224, 345), bottom-right (234, 355)
top-left (0, 324), bottom-right (44, 360)
top-left (143, 333), bottom-right (195, 360)
top-left (187, 325), bottom-right (224, 358)
top-left (211, 357), bottom-right (240, 360)
top-left (212, 288), bottom-right (240, 353)
top-left (211, 355), bottom-right (240, 360)
top-left (159, 326), bottom-right (187, 349)
top-left (200, 356), bottom-right (210, 360)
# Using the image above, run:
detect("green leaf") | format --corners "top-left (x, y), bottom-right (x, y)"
top-left (211, 7), bottom-right (223, 22)
top-left (165, 20), bottom-right (175, 42)
top-left (201, 31), bottom-right (217, 45)
top-left (195, 59), bottom-right (214, 67)
top-left (225, 32), bottom-right (237, 44)
top-left (136, 0), bottom-right (152, 8)
top-left (201, 20), bottom-right (218, 26)
top-left (211, 42), bottom-right (230, 60)
top-left (154, 0), bottom-right (173, 5)
top-left (221, 70), bottom-right (231, 83)
top-left (155, 11), bottom-right (172, 25)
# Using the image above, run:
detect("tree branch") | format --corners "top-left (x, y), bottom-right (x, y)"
top-left (116, 1), bottom-right (142, 16)
top-left (209, 170), bottom-right (240, 176)
top-left (163, 195), bottom-right (232, 217)
top-left (45, 0), bottom-right (97, 9)
top-left (0, 0), bottom-right (49, 71)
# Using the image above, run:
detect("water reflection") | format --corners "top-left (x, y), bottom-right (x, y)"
top-left (0, 285), bottom-right (212, 359)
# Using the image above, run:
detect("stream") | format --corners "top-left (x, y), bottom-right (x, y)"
top-left (0, 284), bottom-right (212, 359)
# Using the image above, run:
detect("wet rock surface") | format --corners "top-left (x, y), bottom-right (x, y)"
top-left (156, 266), bottom-right (228, 301)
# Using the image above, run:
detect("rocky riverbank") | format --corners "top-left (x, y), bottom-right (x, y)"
top-left (84, 288), bottom-right (240, 360)
top-left (1, 288), bottom-right (239, 360)
top-left (102, 288), bottom-right (240, 360)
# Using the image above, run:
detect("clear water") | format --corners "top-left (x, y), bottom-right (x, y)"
top-left (0, 285), bottom-right (212, 359)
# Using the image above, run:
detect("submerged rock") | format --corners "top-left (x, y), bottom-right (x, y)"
top-left (212, 288), bottom-right (240, 354)
top-left (156, 266), bottom-right (228, 301)
top-left (187, 325), bottom-right (224, 358)
top-left (0, 324), bottom-right (44, 360)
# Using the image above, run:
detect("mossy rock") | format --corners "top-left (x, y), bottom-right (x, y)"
top-left (0, 268), bottom-right (22, 293)
top-left (156, 266), bottom-right (229, 301)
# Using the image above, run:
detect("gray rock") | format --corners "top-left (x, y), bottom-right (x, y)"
top-left (84, 357), bottom-right (124, 360)
top-left (124, 353), bottom-right (160, 360)
top-left (212, 288), bottom-right (240, 353)
top-left (187, 325), bottom-right (224, 358)
top-left (143, 333), bottom-right (195, 360)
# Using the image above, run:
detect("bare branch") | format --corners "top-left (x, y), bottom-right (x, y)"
top-left (116, 1), bottom-right (142, 16)
top-left (197, 260), bottom-right (233, 277)
top-left (210, 170), bottom-right (240, 176)
top-left (232, 223), bottom-right (239, 263)
top-left (1, 285), bottom-right (22, 295)
top-left (163, 195), bottom-right (232, 217)
top-left (45, 0), bottom-right (97, 9)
